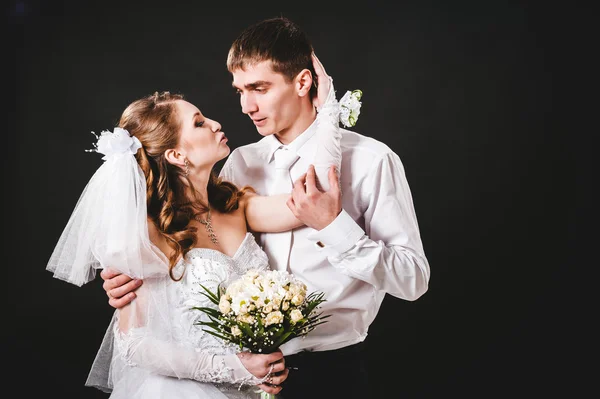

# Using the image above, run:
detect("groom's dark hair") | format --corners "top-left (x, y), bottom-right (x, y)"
top-left (227, 17), bottom-right (317, 98)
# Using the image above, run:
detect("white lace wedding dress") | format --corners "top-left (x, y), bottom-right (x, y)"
top-left (94, 233), bottom-right (270, 399)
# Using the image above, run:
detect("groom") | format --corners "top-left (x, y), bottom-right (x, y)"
top-left (102, 17), bottom-right (430, 398)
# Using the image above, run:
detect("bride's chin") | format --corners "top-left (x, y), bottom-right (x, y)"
top-left (219, 147), bottom-right (231, 159)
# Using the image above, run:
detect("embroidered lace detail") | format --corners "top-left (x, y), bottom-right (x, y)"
top-left (316, 76), bottom-right (341, 127)
top-left (174, 233), bottom-right (270, 355)
top-left (113, 326), bottom-right (139, 368)
top-left (232, 233), bottom-right (270, 273)
top-left (174, 252), bottom-right (238, 356)
top-left (193, 357), bottom-right (234, 383)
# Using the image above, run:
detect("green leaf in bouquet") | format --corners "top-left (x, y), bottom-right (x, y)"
top-left (197, 284), bottom-right (221, 305)
top-left (302, 313), bottom-right (331, 333)
top-left (256, 314), bottom-right (265, 336)
top-left (194, 317), bottom-right (235, 341)
top-left (237, 321), bottom-right (256, 341)
top-left (303, 295), bottom-right (327, 316)
top-left (270, 325), bottom-right (287, 340)
top-left (270, 330), bottom-right (294, 349)
top-left (203, 329), bottom-right (236, 343)
top-left (190, 306), bottom-right (221, 319)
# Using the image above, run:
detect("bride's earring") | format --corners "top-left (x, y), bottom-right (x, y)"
top-left (184, 158), bottom-right (190, 177)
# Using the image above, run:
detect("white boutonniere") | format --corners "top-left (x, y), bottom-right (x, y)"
top-left (339, 89), bottom-right (363, 127)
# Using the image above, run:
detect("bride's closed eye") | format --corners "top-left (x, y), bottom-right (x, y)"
top-left (195, 120), bottom-right (205, 128)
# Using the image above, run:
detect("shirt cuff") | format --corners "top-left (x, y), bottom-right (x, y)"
top-left (306, 210), bottom-right (365, 254)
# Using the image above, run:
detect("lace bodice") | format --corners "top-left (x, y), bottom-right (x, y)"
top-left (107, 233), bottom-right (269, 398)
top-left (172, 233), bottom-right (270, 354)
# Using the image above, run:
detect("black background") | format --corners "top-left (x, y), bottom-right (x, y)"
top-left (8, 0), bottom-right (579, 398)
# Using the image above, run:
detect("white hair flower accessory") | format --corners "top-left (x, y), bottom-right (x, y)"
top-left (339, 89), bottom-right (363, 128)
top-left (86, 127), bottom-right (142, 160)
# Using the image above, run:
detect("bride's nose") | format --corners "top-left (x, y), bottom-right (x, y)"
top-left (209, 119), bottom-right (221, 133)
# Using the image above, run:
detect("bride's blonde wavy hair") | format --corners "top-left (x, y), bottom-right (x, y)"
top-left (118, 91), bottom-right (246, 281)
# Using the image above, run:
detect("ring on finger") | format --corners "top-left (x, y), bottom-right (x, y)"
top-left (264, 363), bottom-right (274, 382)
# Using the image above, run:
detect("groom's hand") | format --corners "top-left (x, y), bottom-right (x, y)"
top-left (287, 164), bottom-right (341, 231)
top-left (100, 267), bottom-right (142, 309)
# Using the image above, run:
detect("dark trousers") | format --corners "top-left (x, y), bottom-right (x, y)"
top-left (278, 342), bottom-right (371, 399)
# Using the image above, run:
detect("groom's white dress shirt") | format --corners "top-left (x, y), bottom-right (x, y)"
top-left (220, 120), bottom-right (430, 356)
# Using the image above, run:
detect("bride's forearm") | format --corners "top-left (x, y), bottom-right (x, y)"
top-left (116, 327), bottom-right (255, 385)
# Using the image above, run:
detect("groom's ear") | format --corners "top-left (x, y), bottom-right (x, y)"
top-left (164, 148), bottom-right (186, 167)
top-left (295, 69), bottom-right (313, 98)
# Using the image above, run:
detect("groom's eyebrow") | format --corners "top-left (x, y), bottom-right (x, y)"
top-left (232, 81), bottom-right (272, 90)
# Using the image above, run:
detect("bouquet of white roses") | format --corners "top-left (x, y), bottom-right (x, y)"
top-left (192, 269), bottom-right (329, 354)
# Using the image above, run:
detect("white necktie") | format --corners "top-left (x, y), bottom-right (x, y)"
top-left (265, 147), bottom-right (299, 271)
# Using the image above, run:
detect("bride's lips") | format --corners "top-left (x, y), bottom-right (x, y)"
top-left (218, 133), bottom-right (228, 143)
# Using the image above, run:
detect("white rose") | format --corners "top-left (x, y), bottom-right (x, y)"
top-left (264, 311), bottom-right (284, 326)
top-left (218, 297), bottom-right (231, 314)
top-left (231, 325), bottom-right (242, 336)
top-left (291, 294), bottom-right (305, 306)
top-left (254, 297), bottom-right (265, 308)
top-left (237, 313), bottom-right (255, 324)
top-left (226, 280), bottom-right (243, 298)
top-left (244, 269), bottom-right (260, 281)
top-left (290, 309), bottom-right (304, 324)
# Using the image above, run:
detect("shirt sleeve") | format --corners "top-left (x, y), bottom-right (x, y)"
top-left (306, 151), bottom-right (430, 301)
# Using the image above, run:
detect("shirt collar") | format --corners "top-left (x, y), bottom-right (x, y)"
top-left (266, 118), bottom-right (318, 164)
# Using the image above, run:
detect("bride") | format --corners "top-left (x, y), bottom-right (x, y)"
top-left (46, 55), bottom-right (342, 398)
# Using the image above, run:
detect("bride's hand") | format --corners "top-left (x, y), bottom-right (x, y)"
top-left (312, 53), bottom-right (332, 110)
top-left (237, 349), bottom-right (289, 394)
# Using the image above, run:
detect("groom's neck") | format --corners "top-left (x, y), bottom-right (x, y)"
top-left (275, 102), bottom-right (317, 145)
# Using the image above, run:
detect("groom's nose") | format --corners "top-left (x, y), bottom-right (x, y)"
top-left (240, 93), bottom-right (258, 115)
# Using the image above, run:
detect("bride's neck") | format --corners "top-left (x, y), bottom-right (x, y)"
top-left (185, 173), bottom-right (210, 206)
